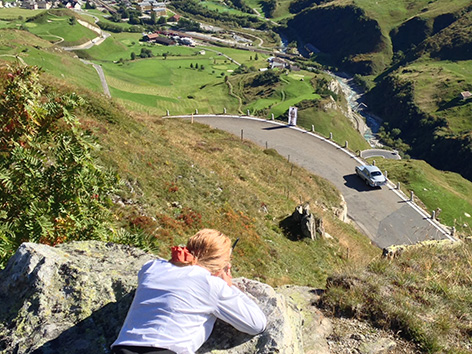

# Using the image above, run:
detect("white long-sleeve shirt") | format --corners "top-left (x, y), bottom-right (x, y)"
top-left (112, 259), bottom-right (267, 354)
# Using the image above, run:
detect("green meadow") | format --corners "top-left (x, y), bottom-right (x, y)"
top-left (84, 8), bottom-right (144, 31)
top-left (25, 13), bottom-right (97, 46)
top-left (200, 0), bottom-right (252, 16)
top-left (397, 58), bottom-right (472, 134)
top-left (244, 72), bottom-right (319, 115)
top-left (102, 56), bottom-right (240, 114)
top-left (0, 29), bottom-right (103, 91)
top-left (0, 8), bottom-right (45, 20)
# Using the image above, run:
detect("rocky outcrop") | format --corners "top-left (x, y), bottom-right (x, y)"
top-left (382, 238), bottom-right (460, 260)
top-left (280, 203), bottom-right (326, 240)
top-left (0, 242), bottom-right (311, 354)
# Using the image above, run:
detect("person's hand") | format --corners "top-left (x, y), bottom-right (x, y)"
top-left (215, 264), bottom-right (232, 287)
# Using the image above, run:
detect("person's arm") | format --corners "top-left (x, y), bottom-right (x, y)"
top-left (212, 279), bottom-right (267, 335)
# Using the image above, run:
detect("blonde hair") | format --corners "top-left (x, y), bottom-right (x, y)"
top-left (183, 229), bottom-right (232, 274)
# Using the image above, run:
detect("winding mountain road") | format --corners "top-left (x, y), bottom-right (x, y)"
top-left (174, 115), bottom-right (454, 248)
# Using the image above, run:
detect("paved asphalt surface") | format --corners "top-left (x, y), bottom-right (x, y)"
top-left (186, 116), bottom-right (453, 248)
top-left (361, 149), bottom-right (401, 160)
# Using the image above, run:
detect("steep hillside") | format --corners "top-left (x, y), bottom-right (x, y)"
top-left (0, 63), bottom-right (379, 287)
top-left (285, 4), bottom-right (388, 74)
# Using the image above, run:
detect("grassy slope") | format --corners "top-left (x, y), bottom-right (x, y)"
top-left (69, 87), bottom-right (379, 288)
top-left (321, 241), bottom-right (472, 352)
top-left (397, 58), bottom-right (472, 134)
top-left (25, 13), bottom-right (97, 46)
top-left (0, 29), bottom-right (102, 91)
top-left (298, 106), bottom-right (370, 152)
top-left (351, 0), bottom-right (471, 31)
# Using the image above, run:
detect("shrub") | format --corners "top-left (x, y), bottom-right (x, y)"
top-left (0, 66), bottom-right (117, 267)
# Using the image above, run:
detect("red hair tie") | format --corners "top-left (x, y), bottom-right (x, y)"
top-left (171, 246), bottom-right (195, 263)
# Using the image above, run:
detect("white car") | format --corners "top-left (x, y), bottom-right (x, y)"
top-left (355, 165), bottom-right (387, 188)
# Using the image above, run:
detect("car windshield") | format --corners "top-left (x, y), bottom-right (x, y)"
top-left (371, 171), bottom-right (382, 176)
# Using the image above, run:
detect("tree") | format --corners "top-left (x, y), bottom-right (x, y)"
top-left (157, 16), bottom-right (167, 24)
top-left (0, 66), bottom-right (117, 267)
top-left (121, 9), bottom-right (130, 19)
top-left (255, 53), bottom-right (258, 60)
top-left (111, 12), bottom-right (121, 22)
top-left (150, 11), bottom-right (157, 25)
top-left (128, 14), bottom-right (141, 25)
top-left (130, 52), bottom-right (136, 60)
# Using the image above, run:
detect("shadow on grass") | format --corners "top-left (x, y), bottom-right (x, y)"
top-left (279, 214), bottom-right (304, 241)
top-left (437, 96), bottom-right (470, 111)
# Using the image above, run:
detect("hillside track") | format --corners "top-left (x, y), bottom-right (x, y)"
top-left (169, 115), bottom-right (454, 248)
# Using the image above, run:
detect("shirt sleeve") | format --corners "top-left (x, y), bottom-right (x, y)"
top-left (212, 280), bottom-right (267, 335)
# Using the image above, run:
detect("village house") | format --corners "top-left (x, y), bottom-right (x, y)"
top-left (152, 5), bottom-right (166, 16)
top-left (142, 32), bottom-right (175, 45)
top-left (136, 0), bottom-right (166, 14)
top-left (21, 0), bottom-right (38, 9)
top-left (168, 14), bottom-right (180, 22)
top-left (267, 56), bottom-right (287, 69)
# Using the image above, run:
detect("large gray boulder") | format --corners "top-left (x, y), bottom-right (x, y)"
top-left (0, 242), bottom-right (308, 354)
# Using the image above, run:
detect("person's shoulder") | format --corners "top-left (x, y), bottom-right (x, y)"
top-left (141, 258), bottom-right (169, 272)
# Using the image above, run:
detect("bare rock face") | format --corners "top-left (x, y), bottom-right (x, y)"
top-left (0, 242), bottom-right (307, 354)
